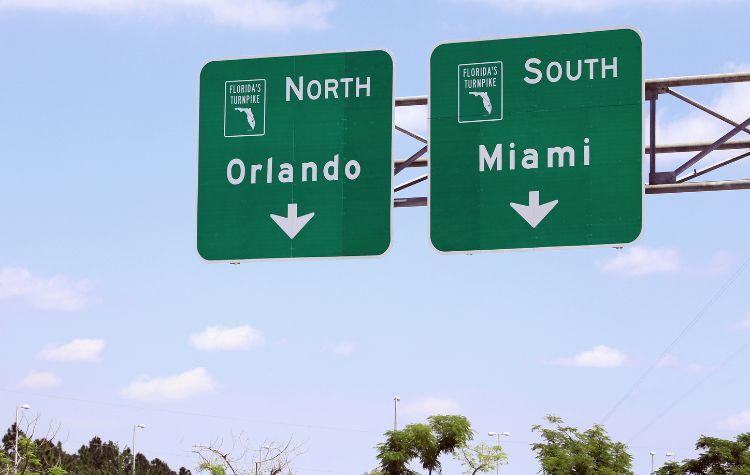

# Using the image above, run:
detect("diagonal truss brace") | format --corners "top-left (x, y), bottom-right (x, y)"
top-left (671, 114), bottom-right (750, 180)
top-left (666, 88), bottom-right (750, 137)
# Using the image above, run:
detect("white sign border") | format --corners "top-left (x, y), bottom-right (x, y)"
top-left (457, 60), bottom-right (504, 124)
top-left (223, 78), bottom-right (267, 138)
top-left (195, 48), bottom-right (396, 264)
top-left (427, 26), bottom-right (646, 255)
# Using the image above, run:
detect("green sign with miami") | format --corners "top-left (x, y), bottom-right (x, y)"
top-left (430, 29), bottom-right (644, 252)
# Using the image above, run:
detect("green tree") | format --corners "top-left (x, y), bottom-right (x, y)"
top-left (429, 415), bottom-right (472, 457)
top-left (403, 423), bottom-right (439, 474)
top-left (0, 432), bottom-right (68, 475)
top-left (531, 415), bottom-right (633, 475)
top-left (376, 430), bottom-right (418, 475)
top-left (376, 415), bottom-right (473, 475)
top-left (0, 423), bottom-right (191, 475)
top-left (198, 461), bottom-right (227, 475)
top-left (455, 442), bottom-right (507, 475)
top-left (0, 451), bottom-right (12, 472)
top-left (17, 436), bottom-right (43, 474)
top-left (192, 436), bottom-right (302, 475)
top-left (34, 438), bottom-right (75, 472)
top-left (655, 461), bottom-right (683, 475)
top-left (150, 457), bottom-right (180, 474)
top-left (76, 437), bottom-right (127, 474)
top-left (655, 433), bottom-right (750, 474)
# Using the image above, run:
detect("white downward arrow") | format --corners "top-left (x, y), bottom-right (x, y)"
top-left (270, 203), bottom-right (315, 239)
top-left (509, 191), bottom-right (558, 229)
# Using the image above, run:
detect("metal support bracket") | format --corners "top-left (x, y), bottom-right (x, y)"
top-left (392, 71), bottom-right (750, 208)
top-left (650, 171), bottom-right (677, 184)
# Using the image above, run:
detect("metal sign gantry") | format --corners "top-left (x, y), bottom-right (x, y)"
top-left (393, 71), bottom-right (750, 208)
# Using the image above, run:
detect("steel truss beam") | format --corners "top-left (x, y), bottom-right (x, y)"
top-left (392, 72), bottom-right (750, 207)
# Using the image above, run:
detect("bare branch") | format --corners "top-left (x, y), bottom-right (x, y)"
top-left (193, 433), bottom-right (304, 475)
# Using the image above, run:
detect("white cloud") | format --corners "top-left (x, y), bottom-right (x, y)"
top-left (17, 371), bottom-right (61, 389)
top-left (189, 325), bottom-right (265, 351)
top-left (725, 410), bottom-right (750, 430)
top-left (403, 397), bottom-right (461, 416)
top-left (597, 248), bottom-right (738, 278)
top-left (460, 0), bottom-right (736, 13)
top-left (0, 267), bottom-right (94, 312)
top-left (329, 340), bottom-right (356, 357)
top-left (698, 251), bottom-right (738, 276)
top-left (736, 312), bottom-right (750, 330)
top-left (0, 0), bottom-right (335, 31)
top-left (552, 345), bottom-right (628, 368)
top-left (121, 367), bottom-right (216, 401)
top-left (395, 105), bottom-right (428, 135)
top-left (656, 354), bottom-right (714, 373)
top-left (39, 338), bottom-right (105, 362)
top-left (597, 246), bottom-right (681, 277)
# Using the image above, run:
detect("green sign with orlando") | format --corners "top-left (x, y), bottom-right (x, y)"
top-left (197, 50), bottom-right (394, 261)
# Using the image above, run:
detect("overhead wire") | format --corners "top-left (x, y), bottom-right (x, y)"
top-left (600, 255), bottom-right (750, 423)
top-left (0, 387), bottom-right (373, 434)
top-left (627, 336), bottom-right (750, 443)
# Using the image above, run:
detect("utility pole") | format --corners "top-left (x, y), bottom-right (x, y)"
top-left (14, 404), bottom-right (30, 474)
top-left (132, 423), bottom-right (145, 475)
top-left (487, 431), bottom-right (510, 475)
top-left (393, 396), bottom-right (400, 431)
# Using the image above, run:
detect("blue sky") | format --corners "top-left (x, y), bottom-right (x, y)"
top-left (1, 0), bottom-right (749, 473)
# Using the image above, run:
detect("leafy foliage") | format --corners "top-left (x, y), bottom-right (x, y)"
top-left (655, 461), bottom-right (683, 475)
top-left (1, 424), bottom-right (190, 474)
top-left (192, 435), bottom-right (302, 475)
top-left (376, 415), bottom-right (473, 474)
top-left (403, 423), bottom-right (439, 474)
top-left (376, 429), bottom-right (418, 475)
top-left (428, 415), bottom-right (472, 457)
top-left (531, 415), bottom-right (633, 475)
top-left (655, 433), bottom-right (750, 474)
top-left (455, 442), bottom-right (507, 475)
top-left (198, 462), bottom-right (228, 475)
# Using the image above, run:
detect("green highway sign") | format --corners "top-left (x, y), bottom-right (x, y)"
top-left (429, 29), bottom-right (644, 252)
top-left (197, 50), bottom-right (394, 261)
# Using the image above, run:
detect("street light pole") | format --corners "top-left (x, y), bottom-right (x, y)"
top-left (132, 424), bottom-right (146, 475)
top-left (393, 396), bottom-right (400, 431)
top-left (650, 451), bottom-right (656, 474)
top-left (14, 404), bottom-right (30, 474)
top-left (664, 452), bottom-right (676, 472)
top-left (487, 431), bottom-right (510, 475)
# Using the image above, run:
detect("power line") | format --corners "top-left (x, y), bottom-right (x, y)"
top-left (0, 391), bottom-right (369, 473)
top-left (0, 386), bottom-right (703, 459)
top-left (0, 387), bottom-right (374, 434)
top-left (600, 255), bottom-right (750, 423)
top-left (627, 336), bottom-right (750, 443)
